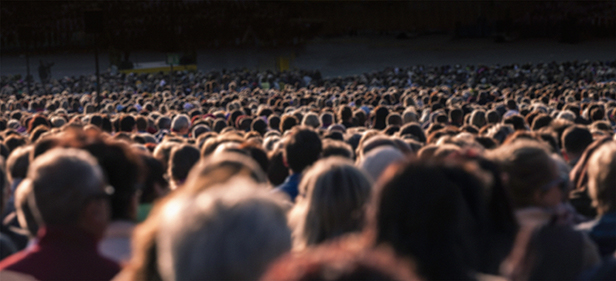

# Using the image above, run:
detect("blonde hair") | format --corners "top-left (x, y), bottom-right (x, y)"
top-left (290, 157), bottom-right (372, 250)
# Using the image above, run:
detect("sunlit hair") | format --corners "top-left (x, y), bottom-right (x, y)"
top-left (290, 157), bottom-right (372, 250)
top-left (157, 177), bottom-right (291, 281)
top-left (28, 148), bottom-right (105, 225)
top-left (587, 141), bottom-right (616, 214)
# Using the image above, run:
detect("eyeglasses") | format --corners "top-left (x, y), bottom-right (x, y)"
top-left (89, 185), bottom-right (115, 200)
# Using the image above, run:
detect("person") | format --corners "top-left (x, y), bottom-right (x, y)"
top-left (370, 159), bottom-right (482, 280)
top-left (0, 148), bottom-right (120, 280)
top-left (275, 126), bottom-right (322, 202)
top-left (576, 141), bottom-right (616, 257)
top-left (0, 159), bottom-right (17, 261)
top-left (561, 125), bottom-right (593, 167)
top-left (261, 237), bottom-right (420, 281)
top-left (37, 60), bottom-right (53, 84)
top-left (289, 157), bottom-right (371, 250)
top-left (156, 177), bottom-right (291, 281)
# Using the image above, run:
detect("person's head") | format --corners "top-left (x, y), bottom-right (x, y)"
top-left (28, 148), bottom-right (109, 239)
top-left (386, 113), bottom-right (403, 127)
top-left (322, 139), bottom-right (354, 160)
top-left (156, 178), bottom-right (291, 281)
top-left (171, 114), bottom-right (191, 135)
top-left (136, 115), bottom-right (148, 132)
top-left (156, 116), bottom-right (172, 130)
top-left (280, 114), bottom-right (299, 134)
top-left (358, 146), bottom-right (405, 182)
top-left (449, 108), bottom-right (464, 126)
top-left (370, 159), bottom-right (480, 280)
top-left (504, 223), bottom-right (596, 281)
top-left (120, 114), bottom-right (136, 132)
top-left (489, 140), bottom-right (562, 208)
top-left (14, 180), bottom-right (39, 237)
top-left (6, 145), bottom-right (32, 185)
top-left (302, 112), bottom-right (321, 129)
top-left (168, 144), bottom-right (201, 189)
top-left (531, 114), bottom-right (552, 131)
top-left (586, 142), bottom-right (616, 215)
top-left (284, 126), bottom-right (322, 174)
top-left (469, 110), bottom-right (486, 128)
top-left (261, 239), bottom-right (419, 281)
top-left (290, 157), bottom-right (371, 249)
top-left (561, 125), bottom-right (593, 164)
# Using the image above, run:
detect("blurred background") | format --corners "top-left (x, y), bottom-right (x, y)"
top-left (1, 0), bottom-right (615, 79)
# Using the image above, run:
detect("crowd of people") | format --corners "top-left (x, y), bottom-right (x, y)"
top-left (0, 60), bottom-right (615, 280)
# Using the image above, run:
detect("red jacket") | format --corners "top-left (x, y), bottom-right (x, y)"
top-left (0, 225), bottom-right (120, 280)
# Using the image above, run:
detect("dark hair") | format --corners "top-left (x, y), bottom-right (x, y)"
top-left (80, 136), bottom-right (144, 220)
top-left (169, 144), bottom-right (200, 182)
top-left (503, 114), bottom-right (527, 131)
top-left (136, 115), bottom-right (148, 132)
top-left (284, 127), bottom-right (322, 173)
top-left (562, 125), bottom-right (593, 155)
top-left (120, 114), bottom-right (136, 132)
top-left (138, 153), bottom-right (168, 204)
top-left (372, 160), bottom-right (477, 280)
top-left (280, 115), bottom-right (299, 134)
top-left (268, 148), bottom-right (289, 186)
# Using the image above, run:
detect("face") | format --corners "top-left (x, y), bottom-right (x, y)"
top-left (79, 187), bottom-right (112, 240)
top-left (536, 184), bottom-right (563, 208)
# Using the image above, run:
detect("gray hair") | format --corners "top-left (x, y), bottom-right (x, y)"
top-left (157, 178), bottom-right (291, 281)
top-left (28, 148), bottom-right (105, 226)
top-left (170, 114), bottom-right (190, 132)
top-left (302, 112), bottom-right (321, 129)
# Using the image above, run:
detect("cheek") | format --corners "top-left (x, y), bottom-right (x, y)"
top-left (543, 187), bottom-right (563, 207)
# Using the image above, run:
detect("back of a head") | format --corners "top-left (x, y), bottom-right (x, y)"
top-left (292, 157), bottom-right (372, 249)
top-left (157, 178), bottom-right (291, 281)
top-left (488, 140), bottom-right (558, 208)
top-left (6, 145), bottom-right (32, 184)
top-left (506, 223), bottom-right (589, 281)
top-left (587, 142), bottom-right (616, 216)
top-left (29, 148), bottom-right (104, 226)
top-left (372, 160), bottom-right (474, 280)
top-left (168, 144), bottom-right (200, 186)
top-left (562, 125), bottom-right (593, 156)
top-left (157, 116), bottom-right (172, 130)
top-left (261, 240), bottom-right (419, 281)
top-left (171, 114), bottom-right (190, 133)
top-left (284, 126), bottom-right (322, 173)
top-left (120, 114), bottom-right (136, 132)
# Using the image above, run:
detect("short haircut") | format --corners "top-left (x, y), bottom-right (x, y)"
top-left (562, 125), bottom-right (593, 155)
top-left (284, 126), bottom-right (322, 173)
top-left (322, 139), bottom-right (354, 160)
top-left (6, 145), bottom-right (32, 183)
top-left (587, 142), bottom-right (616, 214)
top-left (301, 112), bottom-right (321, 129)
top-left (171, 114), bottom-right (190, 132)
top-left (135, 115), bottom-right (148, 132)
top-left (168, 144), bottom-right (200, 183)
top-left (119, 114), bottom-right (136, 132)
top-left (157, 178), bottom-right (291, 281)
top-left (29, 148), bottom-right (105, 226)
top-left (156, 116), bottom-right (172, 130)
